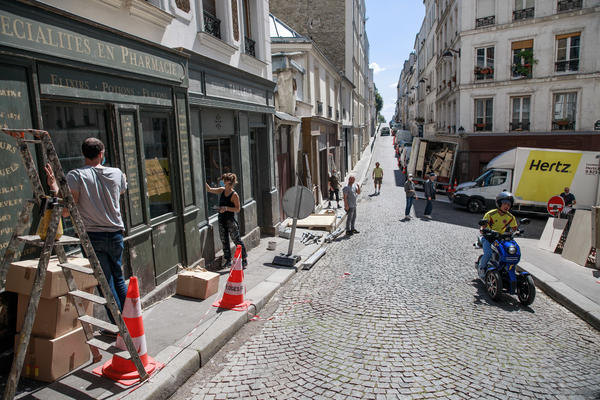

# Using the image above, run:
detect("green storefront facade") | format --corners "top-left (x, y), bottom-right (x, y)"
top-left (0, 0), bottom-right (278, 343)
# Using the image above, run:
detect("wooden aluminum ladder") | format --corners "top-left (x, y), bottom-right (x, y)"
top-left (0, 129), bottom-right (148, 400)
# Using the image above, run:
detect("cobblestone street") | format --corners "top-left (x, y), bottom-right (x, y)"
top-left (171, 136), bottom-right (600, 400)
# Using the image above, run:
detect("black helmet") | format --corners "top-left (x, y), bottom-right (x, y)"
top-left (496, 191), bottom-right (514, 208)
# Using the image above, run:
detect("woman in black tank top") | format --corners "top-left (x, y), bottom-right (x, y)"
top-left (205, 173), bottom-right (248, 267)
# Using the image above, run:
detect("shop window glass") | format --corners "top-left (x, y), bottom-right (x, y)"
top-left (41, 103), bottom-right (110, 240)
top-left (204, 138), bottom-right (232, 216)
top-left (141, 114), bottom-right (174, 218)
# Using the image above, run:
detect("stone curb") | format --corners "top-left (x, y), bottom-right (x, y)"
top-left (519, 261), bottom-right (600, 332)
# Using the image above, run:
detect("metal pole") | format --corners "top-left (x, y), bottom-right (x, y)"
top-left (286, 186), bottom-right (304, 256)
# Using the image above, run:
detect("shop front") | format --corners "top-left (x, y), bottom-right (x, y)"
top-left (185, 51), bottom-right (278, 255)
top-left (0, 1), bottom-right (197, 299)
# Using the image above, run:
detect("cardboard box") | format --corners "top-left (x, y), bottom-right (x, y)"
top-left (16, 291), bottom-right (93, 338)
top-left (6, 258), bottom-right (97, 299)
top-left (176, 270), bottom-right (219, 299)
top-left (15, 327), bottom-right (90, 382)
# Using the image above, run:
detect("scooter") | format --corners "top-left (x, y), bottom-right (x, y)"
top-left (474, 218), bottom-right (536, 306)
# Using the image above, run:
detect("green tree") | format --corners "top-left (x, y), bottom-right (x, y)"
top-left (377, 114), bottom-right (386, 123)
top-left (374, 84), bottom-right (383, 116)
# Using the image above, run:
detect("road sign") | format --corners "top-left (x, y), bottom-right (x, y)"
top-left (547, 195), bottom-right (565, 217)
top-left (282, 186), bottom-right (314, 219)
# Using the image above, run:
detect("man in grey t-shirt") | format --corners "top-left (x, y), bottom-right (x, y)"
top-left (342, 175), bottom-right (361, 235)
top-left (47, 138), bottom-right (128, 324)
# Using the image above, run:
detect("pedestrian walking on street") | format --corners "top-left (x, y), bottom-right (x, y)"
top-left (343, 175), bottom-right (361, 235)
top-left (404, 173), bottom-right (416, 219)
top-left (372, 162), bottom-right (383, 194)
top-left (423, 173), bottom-right (436, 219)
top-left (328, 169), bottom-right (341, 208)
top-left (46, 138), bottom-right (128, 329)
top-left (206, 173), bottom-right (248, 268)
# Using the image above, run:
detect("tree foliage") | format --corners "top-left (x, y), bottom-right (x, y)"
top-left (374, 84), bottom-right (383, 116)
top-left (377, 114), bottom-right (386, 123)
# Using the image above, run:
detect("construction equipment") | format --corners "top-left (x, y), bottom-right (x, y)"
top-left (0, 129), bottom-right (148, 399)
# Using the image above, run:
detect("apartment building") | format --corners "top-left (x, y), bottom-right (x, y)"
top-left (0, 0), bottom-right (277, 302)
top-left (270, 14), bottom-right (344, 212)
top-left (398, 0), bottom-right (600, 181)
top-left (269, 0), bottom-right (373, 169)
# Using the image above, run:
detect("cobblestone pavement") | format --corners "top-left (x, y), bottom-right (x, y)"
top-left (172, 137), bottom-right (600, 400)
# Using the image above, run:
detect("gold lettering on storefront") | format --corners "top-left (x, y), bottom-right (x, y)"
top-left (0, 11), bottom-right (183, 81)
top-left (0, 163), bottom-right (19, 176)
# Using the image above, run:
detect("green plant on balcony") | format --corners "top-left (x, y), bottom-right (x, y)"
top-left (513, 49), bottom-right (537, 77)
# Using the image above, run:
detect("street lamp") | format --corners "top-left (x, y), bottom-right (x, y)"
top-left (442, 48), bottom-right (461, 58)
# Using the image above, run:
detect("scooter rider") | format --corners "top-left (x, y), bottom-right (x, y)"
top-left (478, 192), bottom-right (518, 279)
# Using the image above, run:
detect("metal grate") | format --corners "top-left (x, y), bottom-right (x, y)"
top-left (476, 15), bottom-right (495, 28)
top-left (203, 12), bottom-right (221, 39)
top-left (513, 7), bottom-right (534, 21)
top-left (244, 36), bottom-right (256, 57)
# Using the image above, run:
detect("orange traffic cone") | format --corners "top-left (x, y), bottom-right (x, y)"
top-left (212, 245), bottom-right (251, 311)
top-left (93, 277), bottom-right (162, 386)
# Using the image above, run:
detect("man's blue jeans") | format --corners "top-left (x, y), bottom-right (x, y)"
top-left (88, 231), bottom-right (127, 320)
top-left (405, 196), bottom-right (414, 216)
top-left (478, 236), bottom-right (493, 271)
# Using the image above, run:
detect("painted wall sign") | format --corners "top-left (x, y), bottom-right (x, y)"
top-left (0, 65), bottom-right (34, 259)
top-left (201, 108), bottom-right (234, 137)
top-left (205, 74), bottom-right (268, 105)
top-left (119, 112), bottom-right (144, 227)
top-left (176, 93), bottom-right (193, 206)
top-left (38, 64), bottom-right (172, 106)
top-left (0, 4), bottom-right (185, 82)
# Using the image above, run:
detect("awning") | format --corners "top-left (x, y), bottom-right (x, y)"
top-left (275, 111), bottom-right (301, 124)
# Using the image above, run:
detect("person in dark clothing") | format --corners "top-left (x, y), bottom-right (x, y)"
top-left (423, 173), bottom-right (436, 219)
top-left (404, 173), bottom-right (416, 219)
top-left (560, 186), bottom-right (576, 216)
top-left (328, 169), bottom-right (341, 208)
top-left (206, 173), bottom-right (248, 268)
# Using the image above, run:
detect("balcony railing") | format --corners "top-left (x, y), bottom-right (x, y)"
top-left (474, 67), bottom-right (494, 80)
top-left (552, 120), bottom-right (576, 130)
top-left (327, 106), bottom-right (332, 119)
top-left (476, 16), bottom-right (495, 28)
top-left (336, 110), bottom-right (340, 120)
top-left (555, 59), bottom-right (579, 72)
top-left (244, 36), bottom-right (256, 57)
top-left (317, 101), bottom-right (323, 115)
top-left (513, 7), bottom-right (534, 21)
top-left (474, 122), bottom-right (492, 131)
top-left (557, 0), bottom-right (582, 12)
top-left (510, 121), bottom-right (530, 131)
top-left (203, 12), bottom-right (221, 39)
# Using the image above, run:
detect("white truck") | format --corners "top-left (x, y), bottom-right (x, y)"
top-left (453, 147), bottom-right (600, 213)
top-left (406, 137), bottom-right (458, 192)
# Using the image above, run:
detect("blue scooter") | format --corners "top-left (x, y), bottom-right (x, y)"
top-left (474, 218), bottom-right (536, 306)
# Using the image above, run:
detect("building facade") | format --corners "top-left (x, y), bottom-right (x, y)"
top-left (0, 0), bottom-right (277, 304)
top-left (397, 0), bottom-right (600, 182)
top-left (269, 0), bottom-right (373, 170)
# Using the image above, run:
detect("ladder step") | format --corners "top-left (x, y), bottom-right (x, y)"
top-left (59, 262), bottom-right (94, 275)
top-left (22, 139), bottom-right (41, 144)
top-left (79, 315), bottom-right (119, 333)
top-left (69, 290), bottom-right (107, 305)
top-left (86, 337), bottom-right (131, 360)
top-left (17, 234), bottom-right (81, 246)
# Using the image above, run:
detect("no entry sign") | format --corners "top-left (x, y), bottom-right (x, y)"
top-left (547, 195), bottom-right (565, 217)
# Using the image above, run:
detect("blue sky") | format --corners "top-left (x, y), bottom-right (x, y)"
top-left (366, 0), bottom-right (425, 122)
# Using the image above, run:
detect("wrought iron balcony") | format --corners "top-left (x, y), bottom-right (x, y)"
top-left (555, 59), bottom-right (579, 72)
top-left (244, 36), bottom-right (256, 57)
top-left (475, 16), bottom-right (495, 28)
top-left (336, 110), bottom-right (340, 120)
top-left (317, 101), bottom-right (323, 115)
top-left (203, 12), bottom-right (221, 39)
top-left (557, 0), bottom-right (582, 12)
top-left (552, 120), bottom-right (576, 130)
top-left (513, 7), bottom-right (534, 21)
top-left (474, 122), bottom-right (492, 131)
top-left (510, 121), bottom-right (530, 131)
top-left (327, 106), bottom-right (332, 119)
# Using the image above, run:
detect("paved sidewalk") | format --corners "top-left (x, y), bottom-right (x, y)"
top-left (11, 132), bottom-right (600, 399)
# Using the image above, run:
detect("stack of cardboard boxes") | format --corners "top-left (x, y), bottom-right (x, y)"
top-left (7, 257), bottom-right (97, 382)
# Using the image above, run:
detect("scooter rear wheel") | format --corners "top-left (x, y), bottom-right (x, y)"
top-left (485, 271), bottom-right (503, 301)
top-left (517, 274), bottom-right (536, 306)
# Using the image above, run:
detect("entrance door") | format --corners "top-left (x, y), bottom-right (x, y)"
top-left (275, 126), bottom-right (292, 220)
top-left (140, 111), bottom-right (182, 284)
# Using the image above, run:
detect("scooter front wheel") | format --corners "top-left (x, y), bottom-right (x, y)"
top-left (517, 274), bottom-right (536, 306)
top-left (485, 270), bottom-right (503, 301)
